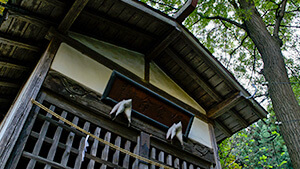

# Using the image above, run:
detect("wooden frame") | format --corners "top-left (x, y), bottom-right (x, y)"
top-left (43, 70), bottom-right (215, 166)
top-left (0, 38), bottom-right (61, 169)
top-left (102, 71), bottom-right (194, 138)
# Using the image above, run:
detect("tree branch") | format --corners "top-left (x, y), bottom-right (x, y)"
top-left (230, 35), bottom-right (248, 56)
top-left (273, 0), bottom-right (288, 37)
top-left (267, 24), bottom-right (300, 29)
top-left (197, 13), bottom-right (246, 29)
top-left (147, 0), bottom-right (178, 11)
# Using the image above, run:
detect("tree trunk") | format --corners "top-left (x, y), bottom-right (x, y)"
top-left (239, 0), bottom-right (300, 168)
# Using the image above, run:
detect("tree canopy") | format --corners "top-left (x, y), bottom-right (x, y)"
top-left (141, 0), bottom-right (300, 168)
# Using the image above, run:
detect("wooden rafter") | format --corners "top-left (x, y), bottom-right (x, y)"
top-left (57, 0), bottom-right (90, 33)
top-left (0, 61), bottom-right (29, 71)
top-left (0, 36), bottom-right (39, 52)
top-left (0, 98), bottom-right (11, 104)
top-left (39, 0), bottom-right (66, 7)
top-left (214, 119), bottom-right (232, 137)
top-left (173, 0), bottom-right (198, 23)
top-left (0, 81), bottom-right (19, 88)
top-left (165, 48), bottom-right (222, 102)
top-left (229, 109), bottom-right (248, 128)
top-left (207, 92), bottom-right (243, 119)
top-left (8, 9), bottom-right (55, 27)
top-left (145, 28), bottom-right (181, 61)
top-left (80, 10), bottom-right (156, 41)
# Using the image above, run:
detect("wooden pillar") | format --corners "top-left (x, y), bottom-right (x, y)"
top-left (208, 123), bottom-right (222, 169)
top-left (0, 37), bottom-right (61, 169)
top-left (139, 132), bottom-right (150, 169)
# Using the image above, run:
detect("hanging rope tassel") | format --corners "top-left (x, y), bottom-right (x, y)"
top-left (31, 99), bottom-right (173, 169)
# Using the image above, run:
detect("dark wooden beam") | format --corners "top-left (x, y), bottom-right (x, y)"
top-left (57, 0), bottom-right (90, 33)
top-left (0, 98), bottom-right (11, 104)
top-left (80, 10), bottom-right (156, 41)
top-left (173, 0), bottom-right (198, 23)
top-left (207, 92), bottom-right (243, 119)
top-left (39, 0), bottom-right (66, 7)
top-left (229, 109), bottom-right (248, 128)
top-left (0, 61), bottom-right (29, 71)
top-left (8, 9), bottom-right (55, 27)
top-left (0, 36), bottom-right (39, 52)
top-left (145, 28), bottom-right (181, 61)
top-left (144, 59), bottom-right (150, 82)
top-left (165, 48), bottom-right (222, 102)
top-left (0, 37), bottom-right (61, 169)
top-left (214, 119), bottom-right (232, 137)
top-left (0, 81), bottom-right (19, 88)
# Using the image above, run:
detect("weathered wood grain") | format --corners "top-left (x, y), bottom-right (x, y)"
top-left (100, 131), bottom-right (112, 169)
top-left (87, 127), bottom-right (101, 168)
top-left (0, 37), bottom-right (60, 169)
top-left (61, 116), bottom-right (79, 166)
top-left (26, 105), bottom-right (55, 169)
top-left (44, 110), bottom-right (68, 169)
top-left (74, 122), bottom-right (90, 169)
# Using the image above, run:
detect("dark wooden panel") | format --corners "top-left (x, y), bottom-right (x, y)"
top-left (208, 74), bottom-right (223, 88)
top-left (98, 0), bottom-right (115, 13)
top-left (117, 7), bottom-right (135, 22)
top-left (107, 3), bottom-right (126, 18)
top-left (214, 82), bottom-right (232, 97)
top-left (102, 71), bottom-right (194, 137)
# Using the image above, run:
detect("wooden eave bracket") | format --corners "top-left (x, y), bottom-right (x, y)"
top-left (58, 0), bottom-right (90, 33)
top-left (173, 0), bottom-right (198, 23)
top-left (145, 27), bottom-right (181, 61)
top-left (207, 92), bottom-right (243, 119)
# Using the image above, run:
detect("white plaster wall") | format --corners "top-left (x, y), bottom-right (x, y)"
top-left (150, 62), bottom-right (206, 114)
top-left (70, 32), bottom-right (145, 78)
top-left (52, 33), bottom-right (206, 114)
top-left (188, 117), bottom-right (212, 148)
top-left (51, 43), bottom-right (112, 94)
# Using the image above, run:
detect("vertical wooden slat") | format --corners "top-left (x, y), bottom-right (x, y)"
top-left (189, 164), bottom-right (195, 169)
top-left (166, 155), bottom-right (172, 166)
top-left (5, 93), bottom-right (47, 169)
top-left (150, 147), bottom-right (156, 169)
top-left (174, 158), bottom-right (180, 169)
top-left (74, 122), bottom-right (90, 169)
top-left (61, 116), bottom-right (79, 167)
top-left (0, 38), bottom-right (61, 169)
top-left (44, 111), bottom-right (68, 169)
top-left (122, 140), bottom-right (131, 168)
top-left (182, 161), bottom-right (187, 169)
top-left (26, 105), bottom-right (55, 169)
top-left (112, 136), bottom-right (121, 165)
top-left (139, 132), bottom-right (150, 169)
top-left (100, 131), bottom-right (112, 169)
top-left (87, 127), bottom-right (101, 168)
top-left (132, 136), bottom-right (140, 169)
top-left (158, 151), bottom-right (165, 169)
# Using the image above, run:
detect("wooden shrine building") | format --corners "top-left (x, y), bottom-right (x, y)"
top-left (0, 0), bottom-right (268, 168)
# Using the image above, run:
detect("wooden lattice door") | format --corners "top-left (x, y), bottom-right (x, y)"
top-left (6, 92), bottom-right (140, 169)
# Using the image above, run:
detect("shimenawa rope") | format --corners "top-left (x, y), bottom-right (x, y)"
top-left (31, 99), bottom-right (173, 169)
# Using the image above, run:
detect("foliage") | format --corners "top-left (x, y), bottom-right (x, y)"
top-left (140, 0), bottom-right (300, 103)
top-left (141, 0), bottom-right (300, 168)
top-left (219, 110), bottom-right (293, 169)
top-left (0, 0), bottom-right (8, 16)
